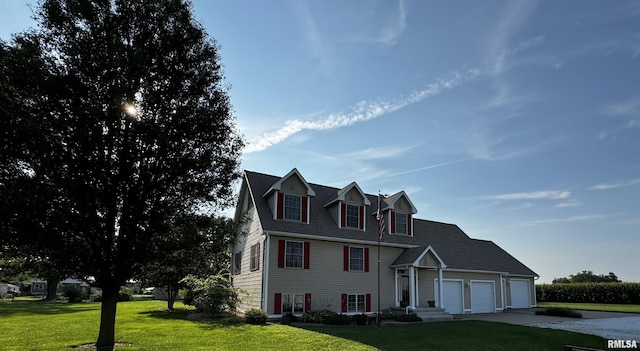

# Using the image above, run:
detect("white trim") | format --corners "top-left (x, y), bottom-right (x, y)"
top-left (323, 182), bottom-right (371, 207)
top-left (443, 268), bottom-right (509, 275)
top-left (501, 277), bottom-right (506, 310)
top-left (262, 168), bottom-right (316, 198)
top-left (263, 230), bottom-right (416, 248)
top-left (409, 267), bottom-right (416, 309)
top-left (347, 246), bottom-right (365, 272)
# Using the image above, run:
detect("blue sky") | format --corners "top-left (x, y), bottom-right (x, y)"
top-left (2, 0), bottom-right (639, 283)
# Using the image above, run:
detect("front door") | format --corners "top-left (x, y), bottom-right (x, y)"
top-left (401, 275), bottom-right (410, 307)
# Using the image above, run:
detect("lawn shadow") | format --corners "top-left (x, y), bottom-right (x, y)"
top-left (0, 299), bottom-right (99, 316)
top-left (138, 308), bottom-right (191, 321)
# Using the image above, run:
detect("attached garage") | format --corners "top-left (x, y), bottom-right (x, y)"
top-left (435, 279), bottom-right (463, 314)
top-left (510, 279), bottom-right (531, 308)
top-left (470, 281), bottom-right (495, 313)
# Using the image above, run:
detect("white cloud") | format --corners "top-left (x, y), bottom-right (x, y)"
top-left (488, 190), bottom-right (571, 201)
top-left (244, 69), bottom-right (479, 153)
top-left (527, 214), bottom-right (607, 225)
top-left (378, 0), bottom-right (407, 46)
top-left (590, 178), bottom-right (640, 190)
top-left (384, 157), bottom-right (474, 178)
top-left (601, 97), bottom-right (640, 117)
top-left (342, 145), bottom-right (416, 160)
top-left (555, 201), bottom-right (583, 208)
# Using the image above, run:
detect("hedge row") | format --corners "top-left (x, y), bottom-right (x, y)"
top-left (536, 283), bottom-right (640, 304)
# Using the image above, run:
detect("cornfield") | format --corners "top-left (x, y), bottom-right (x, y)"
top-left (536, 283), bottom-right (640, 304)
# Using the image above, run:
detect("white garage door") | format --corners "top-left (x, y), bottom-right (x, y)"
top-left (471, 281), bottom-right (495, 313)
top-left (510, 280), bottom-right (531, 308)
top-left (435, 280), bottom-right (463, 314)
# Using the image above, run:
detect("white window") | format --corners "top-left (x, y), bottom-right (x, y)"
top-left (284, 194), bottom-right (301, 221)
top-left (285, 241), bottom-right (303, 268)
top-left (348, 294), bottom-right (365, 312)
top-left (346, 204), bottom-right (359, 228)
top-left (349, 247), bottom-right (364, 271)
top-left (282, 293), bottom-right (304, 314)
top-left (395, 212), bottom-right (407, 234)
top-left (33, 283), bottom-right (45, 291)
top-left (250, 243), bottom-right (260, 271)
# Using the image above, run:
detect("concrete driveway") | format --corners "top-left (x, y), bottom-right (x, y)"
top-left (457, 308), bottom-right (640, 341)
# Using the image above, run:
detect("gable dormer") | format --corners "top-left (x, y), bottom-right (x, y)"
top-left (380, 191), bottom-right (417, 236)
top-left (324, 182), bottom-right (371, 231)
top-left (263, 168), bottom-right (315, 224)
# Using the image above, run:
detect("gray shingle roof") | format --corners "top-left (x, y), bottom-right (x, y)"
top-left (244, 170), bottom-right (537, 277)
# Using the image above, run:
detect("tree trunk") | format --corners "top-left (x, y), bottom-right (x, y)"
top-left (167, 285), bottom-right (177, 310)
top-left (45, 277), bottom-right (58, 301)
top-left (96, 285), bottom-right (119, 351)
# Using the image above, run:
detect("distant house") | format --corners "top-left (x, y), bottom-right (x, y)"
top-left (0, 282), bottom-right (19, 297)
top-left (29, 278), bottom-right (91, 296)
top-left (30, 279), bottom-right (48, 295)
top-left (231, 168), bottom-right (538, 318)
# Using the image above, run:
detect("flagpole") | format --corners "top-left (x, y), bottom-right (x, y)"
top-left (377, 192), bottom-right (381, 328)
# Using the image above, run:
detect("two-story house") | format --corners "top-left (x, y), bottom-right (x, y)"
top-left (232, 168), bottom-right (538, 317)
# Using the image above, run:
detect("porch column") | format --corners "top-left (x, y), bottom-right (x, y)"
top-left (394, 269), bottom-right (399, 307)
top-left (438, 267), bottom-right (444, 308)
top-left (409, 266), bottom-right (416, 309)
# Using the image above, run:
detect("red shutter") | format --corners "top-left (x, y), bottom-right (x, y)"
top-left (274, 293), bottom-right (282, 314)
top-left (278, 240), bottom-right (285, 268)
top-left (343, 246), bottom-right (349, 271)
top-left (305, 293), bottom-right (312, 312)
top-left (277, 193), bottom-right (284, 220)
top-left (366, 294), bottom-right (371, 312)
top-left (359, 206), bottom-right (364, 230)
top-left (407, 214), bottom-right (412, 236)
top-left (340, 202), bottom-right (346, 228)
top-left (341, 294), bottom-right (348, 313)
top-left (391, 210), bottom-right (396, 233)
top-left (364, 248), bottom-right (369, 272)
top-left (303, 242), bottom-right (310, 269)
top-left (301, 196), bottom-right (308, 223)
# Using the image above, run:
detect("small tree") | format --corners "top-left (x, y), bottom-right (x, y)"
top-left (138, 215), bottom-right (241, 310)
top-left (181, 273), bottom-right (246, 317)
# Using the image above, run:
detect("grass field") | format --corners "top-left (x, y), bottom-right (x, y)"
top-left (538, 302), bottom-right (640, 314)
top-left (0, 299), bottom-right (608, 351)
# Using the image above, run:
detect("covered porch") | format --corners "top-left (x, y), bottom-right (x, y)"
top-left (390, 245), bottom-right (450, 314)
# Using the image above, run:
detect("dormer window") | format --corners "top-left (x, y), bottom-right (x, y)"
top-left (284, 194), bottom-right (301, 221)
top-left (395, 212), bottom-right (407, 234)
top-left (346, 204), bottom-right (360, 228)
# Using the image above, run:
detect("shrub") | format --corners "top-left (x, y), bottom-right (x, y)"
top-left (118, 286), bottom-right (133, 301)
top-left (91, 290), bottom-right (103, 302)
top-left (535, 307), bottom-right (582, 318)
top-left (302, 309), bottom-right (339, 324)
top-left (180, 273), bottom-right (247, 317)
top-left (245, 309), bottom-right (268, 325)
top-left (323, 313), bottom-right (352, 325)
top-left (280, 313), bottom-right (298, 325)
top-left (62, 285), bottom-right (87, 303)
top-left (394, 313), bottom-right (422, 322)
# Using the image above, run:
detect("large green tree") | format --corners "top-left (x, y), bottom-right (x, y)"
top-left (0, 0), bottom-right (243, 350)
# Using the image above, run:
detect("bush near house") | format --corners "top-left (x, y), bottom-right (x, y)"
top-left (536, 283), bottom-right (640, 304)
top-left (244, 309), bottom-right (268, 325)
top-left (62, 285), bottom-right (87, 303)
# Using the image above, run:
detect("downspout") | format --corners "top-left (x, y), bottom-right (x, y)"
top-left (438, 267), bottom-right (444, 309)
top-left (262, 232), bottom-right (270, 313)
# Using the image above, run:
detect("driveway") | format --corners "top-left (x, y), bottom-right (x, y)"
top-left (457, 308), bottom-right (640, 341)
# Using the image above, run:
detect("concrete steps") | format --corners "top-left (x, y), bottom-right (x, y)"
top-left (390, 307), bottom-right (454, 322)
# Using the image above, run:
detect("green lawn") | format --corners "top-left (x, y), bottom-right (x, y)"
top-left (539, 302), bottom-right (640, 314)
top-left (0, 299), bottom-right (607, 351)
